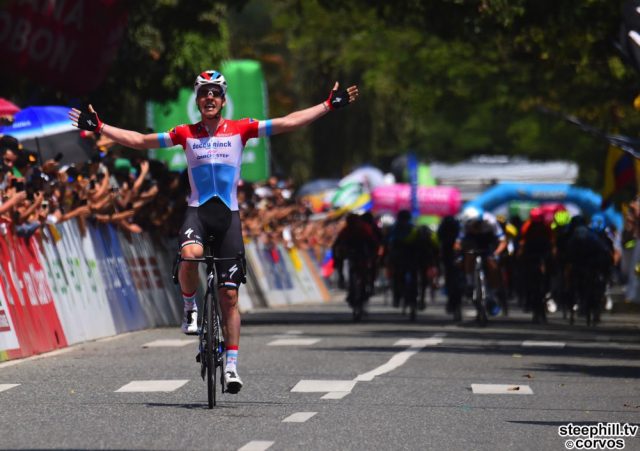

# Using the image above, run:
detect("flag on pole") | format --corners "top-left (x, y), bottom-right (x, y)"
top-left (602, 144), bottom-right (640, 207)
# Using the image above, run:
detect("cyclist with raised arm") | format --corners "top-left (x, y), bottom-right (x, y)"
top-left (70, 70), bottom-right (359, 393)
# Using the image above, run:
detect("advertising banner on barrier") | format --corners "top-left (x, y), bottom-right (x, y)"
top-left (300, 250), bottom-right (331, 302)
top-left (90, 224), bottom-right (146, 332)
top-left (245, 241), bottom-right (287, 306)
top-left (117, 231), bottom-right (180, 327)
top-left (40, 221), bottom-right (116, 344)
top-left (0, 232), bottom-right (34, 358)
top-left (277, 244), bottom-right (309, 304)
top-left (287, 247), bottom-right (330, 303)
top-left (1, 230), bottom-right (67, 355)
top-left (0, 277), bottom-right (20, 360)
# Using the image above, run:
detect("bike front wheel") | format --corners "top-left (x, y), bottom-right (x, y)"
top-left (205, 292), bottom-right (216, 408)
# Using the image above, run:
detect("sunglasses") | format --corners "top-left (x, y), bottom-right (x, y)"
top-left (197, 87), bottom-right (223, 98)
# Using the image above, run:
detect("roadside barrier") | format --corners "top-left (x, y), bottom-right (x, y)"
top-left (0, 219), bottom-right (330, 362)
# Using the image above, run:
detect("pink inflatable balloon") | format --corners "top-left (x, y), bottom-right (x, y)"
top-left (371, 184), bottom-right (461, 216)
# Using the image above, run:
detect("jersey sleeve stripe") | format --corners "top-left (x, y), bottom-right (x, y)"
top-left (157, 132), bottom-right (173, 148)
top-left (258, 120), bottom-right (272, 137)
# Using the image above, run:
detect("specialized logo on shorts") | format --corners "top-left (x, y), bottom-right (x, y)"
top-left (185, 228), bottom-right (194, 238)
top-left (228, 264), bottom-right (238, 279)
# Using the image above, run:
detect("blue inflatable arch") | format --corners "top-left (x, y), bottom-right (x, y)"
top-left (464, 183), bottom-right (623, 230)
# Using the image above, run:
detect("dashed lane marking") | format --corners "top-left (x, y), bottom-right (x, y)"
top-left (268, 338), bottom-right (321, 346)
top-left (463, 309), bottom-right (477, 318)
top-left (142, 339), bottom-right (196, 348)
top-left (321, 392), bottom-right (351, 400)
top-left (291, 380), bottom-right (356, 393)
top-left (115, 380), bottom-right (189, 393)
top-left (237, 441), bottom-right (274, 451)
top-left (0, 384), bottom-right (20, 393)
top-left (282, 412), bottom-right (317, 423)
top-left (471, 384), bottom-right (534, 395)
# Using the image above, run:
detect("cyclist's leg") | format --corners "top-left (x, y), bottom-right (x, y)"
top-left (213, 210), bottom-right (245, 392)
top-left (178, 208), bottom-right (205, 334)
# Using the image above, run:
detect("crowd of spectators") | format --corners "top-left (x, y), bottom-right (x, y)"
top-left (0, 133), bottom-right (345, 263)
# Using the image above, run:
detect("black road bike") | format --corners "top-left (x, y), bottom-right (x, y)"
top-left (466, 250), bottom-right (491, 326)
top-left (173, 237), bottom-right (245, 408)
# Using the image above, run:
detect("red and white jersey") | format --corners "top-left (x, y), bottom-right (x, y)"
top-left (157, 118), bottom-right (272, 210)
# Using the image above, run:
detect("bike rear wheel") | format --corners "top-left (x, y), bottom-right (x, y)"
top-left (205, 291), bottom-right (216, 408)
top-left (475, 265), bottom-right (488, 326)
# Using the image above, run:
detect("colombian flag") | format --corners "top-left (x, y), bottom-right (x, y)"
top-left (602, 145), bottom-right (640, 207)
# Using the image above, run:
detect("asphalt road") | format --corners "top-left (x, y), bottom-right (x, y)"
top-left (1, 292), bottom-right (639, 451)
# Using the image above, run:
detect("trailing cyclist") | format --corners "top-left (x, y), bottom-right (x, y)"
top-left (455, 206), bottom-right (507, 322)
top-left (332, 212), bottom-right (379, 316)
top-left (565, 215), bottom-right (613, 326)
top-left (517, 208), bottom-right (553, 323)
top-left (437, 215), bottom-right (464, 321)
top-left (385, 210), bottom-right (420, 318)
top-left (70, 70), bottom-right (359, 393)
top-left (416, 225), bottom-right (440, 310)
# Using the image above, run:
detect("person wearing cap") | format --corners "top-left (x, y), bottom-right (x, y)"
top-left (70, 70), bottom-right (359, 394)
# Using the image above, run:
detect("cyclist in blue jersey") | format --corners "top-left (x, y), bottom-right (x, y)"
top-left (70, 70), bottom-right (359, 393)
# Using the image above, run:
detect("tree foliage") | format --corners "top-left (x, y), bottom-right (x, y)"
top-left (230, 0), bottom-right (639, 187)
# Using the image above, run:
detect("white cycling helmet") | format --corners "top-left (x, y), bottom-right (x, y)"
top-left (194, 70), bottom-right (227, 97)
top-left (461, 206), bottom-right (484, 224)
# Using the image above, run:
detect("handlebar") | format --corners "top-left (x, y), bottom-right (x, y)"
top-left (172, 252), bottom-right (246, 285)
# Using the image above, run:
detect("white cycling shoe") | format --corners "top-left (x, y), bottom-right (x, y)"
top-left (181, 310), bottom-right (198, 335)
top-left (224, 369), bottom-right (243, 394)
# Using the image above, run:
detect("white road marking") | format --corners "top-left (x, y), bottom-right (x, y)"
top-left (282, 412), bottom-right (317, 423)
top-left (115, 380), bottom-right (189, 393)
top-left (273, 330), bottom-right (306, 338)
top-left (0, 383), bottom-right (20, 393)
top-left (463, 309), bottom-right (477, 318)
top-left (521, 340), bottom-right (565, 348)
top-left (291, 335), bottom-right (444, 399)
top-left (238, 441), bottom-right (274, 451)
top-left (142, 339), bottom-right (196, 348)
top-left (355, 337), bottom-right (443, 382)
top-left (321, 391), bottom-right (351, 400)
top-left (268, 338), bottom-right (321, 346)
top-left (291, 380), bottom-right (356, 393)
top-left (471, 384), bottom-right (534, 395)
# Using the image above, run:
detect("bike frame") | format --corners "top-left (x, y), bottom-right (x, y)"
top-left (172, 240), bottom-right (245, 408)
top-left (465, 249), bottom-right (491, 326)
